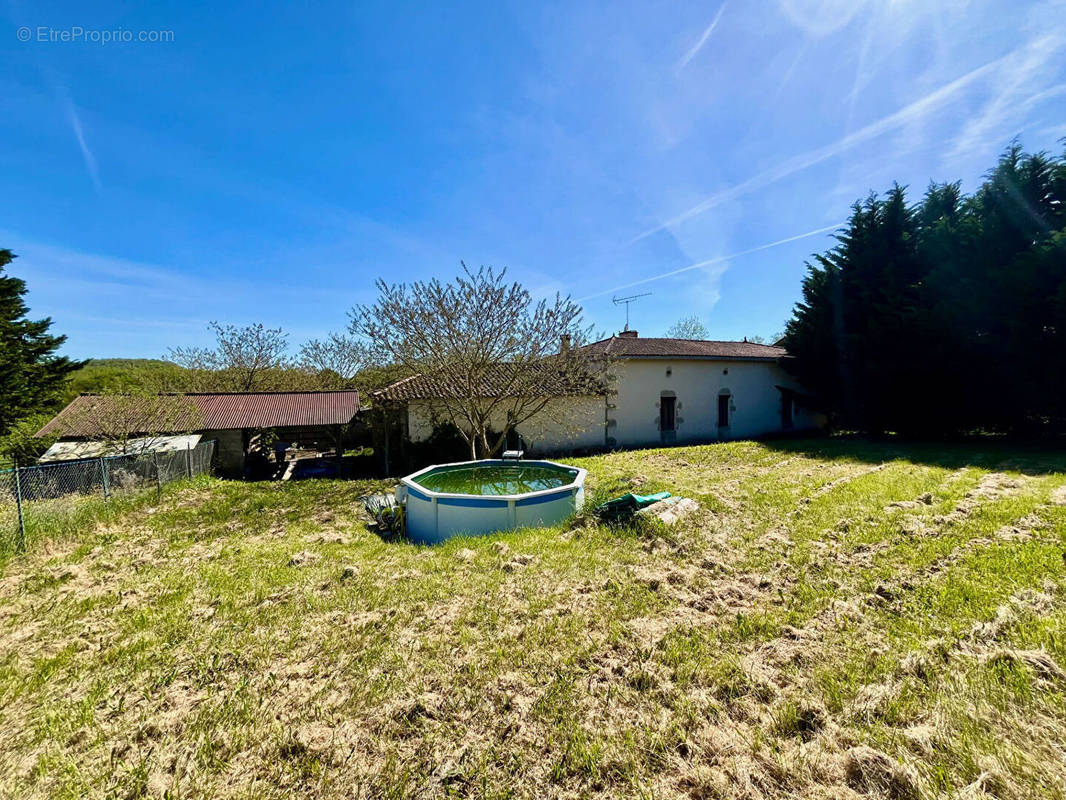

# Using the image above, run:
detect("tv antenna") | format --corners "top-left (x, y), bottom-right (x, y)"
top-left (612, 292), bottom-right (652, 331)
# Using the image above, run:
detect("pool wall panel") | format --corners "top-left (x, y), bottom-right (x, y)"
top-left (401, 459), bottom-right (585, 544)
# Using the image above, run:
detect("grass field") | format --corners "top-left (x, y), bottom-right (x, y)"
top-left (2, 438), bottom-right (1065, 799)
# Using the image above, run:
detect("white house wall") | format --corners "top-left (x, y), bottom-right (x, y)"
top-left (606, 359), bottom-right (819, 447)
top-left (406, 396), bottom-right (605, 453)
top-left (405, 358), bottom-right (820, 453)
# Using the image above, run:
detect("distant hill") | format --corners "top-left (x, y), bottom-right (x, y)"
top-left (60, 359), bottom-right (405, 403)
top-left (77, 359), bottom-right (175, 368)
top-left (64, 359), bottom-right (190, 401)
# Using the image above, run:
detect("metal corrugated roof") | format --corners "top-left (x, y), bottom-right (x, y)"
top-left (35, 391), bottom-right (362, 438)
top-left (186, 391), bottom-right (362, 429)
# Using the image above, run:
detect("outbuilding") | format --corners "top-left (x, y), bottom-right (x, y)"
top-left (35, 391), bottom-right (364, 476)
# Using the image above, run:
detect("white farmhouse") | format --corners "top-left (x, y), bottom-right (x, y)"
top-left (374, 331), bottom-right (821, 456)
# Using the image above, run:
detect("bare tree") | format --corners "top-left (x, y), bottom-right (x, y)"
top-left (352, 264), bottom-right (607, 459)
top-left (666, 315), bottom-right (710, 340)
top-left (167, 322), bottom-right (290, 391)
top-left (297, 333), bottom-right (369, 389)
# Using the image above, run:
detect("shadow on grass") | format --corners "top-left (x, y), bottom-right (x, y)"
top-left (761, 434), bottom-right (1066, 476)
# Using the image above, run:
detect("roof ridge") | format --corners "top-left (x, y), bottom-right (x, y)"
top-left (639, 336), bottom-right (783, 346)
top-left (36, 391), bottom-right (363, 438)
top-left (74, 390), bottom-right (360, 397)
top-left (372, 374), bottom-right (421, 395)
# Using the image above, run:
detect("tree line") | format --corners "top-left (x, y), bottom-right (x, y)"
top-left (3, 140), bottom-right (1063, 462)
top-left (0, 247), bottom-right (394, 461)
top-left (0, 252), bottom-right (597, 461)
top-left (783, 142), bottom-right (1066, 435)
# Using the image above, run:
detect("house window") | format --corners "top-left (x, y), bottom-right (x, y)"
top-left (660, 396), bottom-right (677, 432)
top-left (718, 393), bottom-right (730, 428)
top-left (782, 393), bottom-right (794, 429)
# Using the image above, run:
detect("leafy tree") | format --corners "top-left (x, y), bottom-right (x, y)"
top-left (64, 359), bottom-right (191, 401)
top-left (783, 142), bottom-right (1066, 434)
top-left (666, 315), bottom-right (710, 339)
top-left (350, 264), bottom-right (605, 459)
top-left (0, 412), bottom-right (57, 465)
top-left (0, 249), bottom-right (83, 436)
top-left (961, 144), bottom-right (1066, 429)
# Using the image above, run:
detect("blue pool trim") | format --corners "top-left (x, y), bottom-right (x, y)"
top-left (437, 496), bottom-right (506, 508)
top-left (407, 485), bottom-right (433, 502)
top-left (408, 486), bottom-right (571, 508)
top-left (515, 490), bottom-right (570, 507)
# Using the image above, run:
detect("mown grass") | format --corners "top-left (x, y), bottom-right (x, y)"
top-left (1, 438), bottom-right (1065, 799)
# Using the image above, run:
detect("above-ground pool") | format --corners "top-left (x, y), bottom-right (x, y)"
top-left (399, 459), bottom-right (586, 544)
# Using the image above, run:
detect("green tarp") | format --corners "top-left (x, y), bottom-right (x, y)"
top-left (594, 491), bottom-right (671, 521)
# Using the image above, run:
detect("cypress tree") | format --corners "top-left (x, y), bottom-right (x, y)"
top-left (0, 249), bottom-right (83, 435)
top-left (782, 142), bottom-right (1066, 434)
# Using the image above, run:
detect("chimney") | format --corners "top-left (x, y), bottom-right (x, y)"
top-left (560, 334), bottom-right (571, 354)
top-left (618, 330), bottom-right (638, 339)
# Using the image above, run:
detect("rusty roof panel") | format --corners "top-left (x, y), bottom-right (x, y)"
top-left (35, 391), bottom-right (362, 438)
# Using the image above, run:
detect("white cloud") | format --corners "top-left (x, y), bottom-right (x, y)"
top-left (776, 0), bottom-right (863, 37)
top-left (4, 235), bottom-right (190, 293)
top-left (60, 313), bottom-right (204, 330)
top-left (685, 261), bottom-right (729, 311)
top-left (2, 233), bottom-right (349, 310)
top-left (950, 34), bottom-right (1066, 158)
top-left (1037, 122), bottom-right (1066, 141)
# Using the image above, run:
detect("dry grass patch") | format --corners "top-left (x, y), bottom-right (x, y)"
top-left (1, 440), bottom-right (1066, 798)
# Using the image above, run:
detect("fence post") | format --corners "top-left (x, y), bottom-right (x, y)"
top-left (12, 461), bottom-right (25, 554)
top-left (153, 451), bottom-right (162, 501)
top-left (100, 457), bottom-right (110, 500)
top-left (185, 443), bottom-right (193, 478)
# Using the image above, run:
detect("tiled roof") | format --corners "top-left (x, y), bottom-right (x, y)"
top-left (372, 336), bottom-right (786, 403)
top-left (372, 363), bottom-right (601, 403)
top-left (580, 335), bottom-right (786, 360)
top-left (36, 391), bottom-right (362, 438)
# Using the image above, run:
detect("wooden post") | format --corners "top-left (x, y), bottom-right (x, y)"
top-left (153, 451), bottom-right (162, 501)
top-left (100, 457), bottom-right (110, 500)
top-left (185, 443), bottom-right (193, 478)
top-left (383, 412), bottom-right (390, 477)
top-left (332, 424), bottom-right (344, 475)
top-left (12, 461), bottom-right (25, 553)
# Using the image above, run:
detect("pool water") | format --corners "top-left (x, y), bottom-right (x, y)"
top-left (412, 463), bottom-right (578, 495)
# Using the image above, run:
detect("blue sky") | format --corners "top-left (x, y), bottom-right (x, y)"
top-left (2, 0), bottom-right (1064, 359)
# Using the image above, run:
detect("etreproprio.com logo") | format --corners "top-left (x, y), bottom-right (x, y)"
top-left (17, 26), bottom-right (175, 44)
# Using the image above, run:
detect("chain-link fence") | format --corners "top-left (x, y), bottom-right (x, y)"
top-left (0, 440), bottom-right (215, 554)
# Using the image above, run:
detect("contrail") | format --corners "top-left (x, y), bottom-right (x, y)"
top-left (66, 103), bottom-right (101, 194)
top-left (579, 222), bottom-right (841, 302)
top-left (632, 45), bottom-right (1024, 244)
top-left (676, 3), bottom-right (727, 74)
